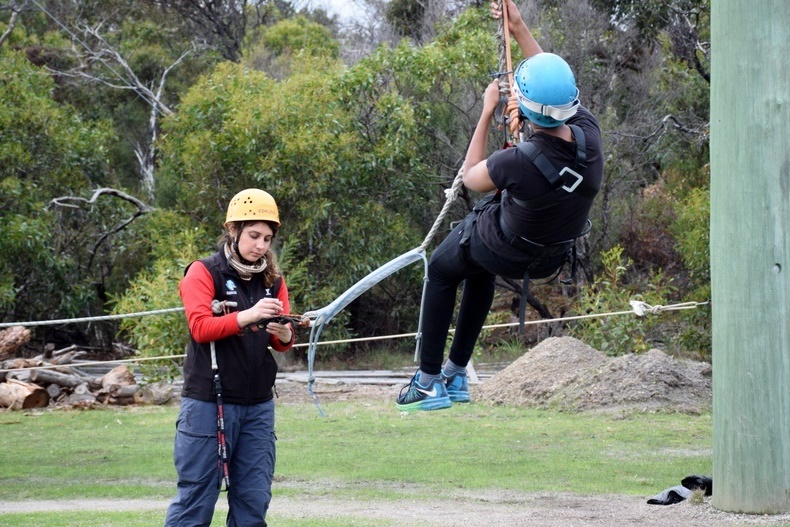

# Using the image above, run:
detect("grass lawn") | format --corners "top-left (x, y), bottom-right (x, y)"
top-left (0, 397), bottom-right (713, 526)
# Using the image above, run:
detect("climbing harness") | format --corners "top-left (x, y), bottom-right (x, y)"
top-left (496, 123), bottom-right (597, 332)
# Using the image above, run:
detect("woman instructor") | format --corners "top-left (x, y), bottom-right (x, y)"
top-left (164, 188), bottom-right (294, 527)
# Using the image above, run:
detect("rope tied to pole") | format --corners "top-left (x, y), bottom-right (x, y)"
top-left (629, 300), bottom-right (708, 317)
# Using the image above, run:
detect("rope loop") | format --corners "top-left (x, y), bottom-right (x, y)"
top-left (630, 300), bottom-right (708, 317)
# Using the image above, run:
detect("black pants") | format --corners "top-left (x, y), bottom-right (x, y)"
top-left (417, 214), bottom-right (566, 375)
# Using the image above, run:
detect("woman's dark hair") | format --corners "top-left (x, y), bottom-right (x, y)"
top-left (219, 220), bottom-right (281, 287)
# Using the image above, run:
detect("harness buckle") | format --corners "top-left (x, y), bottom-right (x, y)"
top-left (559, 166), bottom-right (583, 193)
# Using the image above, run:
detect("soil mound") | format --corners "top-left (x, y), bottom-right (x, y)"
top-left (476, 336), bottom-right (712, 413)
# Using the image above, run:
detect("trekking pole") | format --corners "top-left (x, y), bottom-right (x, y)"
top-left (209, 300), bottom-right (235, 491)
top-left (211, 341), bottom-right (231, 491)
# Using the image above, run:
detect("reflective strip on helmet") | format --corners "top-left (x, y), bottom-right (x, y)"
top-left (513, 82), bottom-right (580, 121)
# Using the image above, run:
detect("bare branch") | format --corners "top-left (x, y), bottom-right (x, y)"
top-left (28, 0), bottom-right (201, 199)
top-left (50, 187), bottom-right (153, 212)
top-left (0, 1), bottom-right (28, 48)
top-left (45, 21), bottom-right (180, 116)
top-left (49, 188), bottom-right (155, 269)
top-left (611, 114), bottom-right (709, 143)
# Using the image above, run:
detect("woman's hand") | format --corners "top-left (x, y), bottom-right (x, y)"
top-left (237, 297), bottom-right (284, 329)
top-left (264, 321), bottom-right (293, 343)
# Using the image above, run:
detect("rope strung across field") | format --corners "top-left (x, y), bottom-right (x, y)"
top-left (0, 307), bottom-right (185, 329)
top-left (0, 299), bottom-right (709, 375)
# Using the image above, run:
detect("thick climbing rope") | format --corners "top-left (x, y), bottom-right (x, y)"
top-left (496, 0), bottom-right (520, 141)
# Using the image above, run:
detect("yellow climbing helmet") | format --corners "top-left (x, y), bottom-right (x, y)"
top-left (225, 188), bottom-right (280, 226)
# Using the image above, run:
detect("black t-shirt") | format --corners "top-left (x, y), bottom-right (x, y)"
top-left (477, 106), bottom-right (604, 261)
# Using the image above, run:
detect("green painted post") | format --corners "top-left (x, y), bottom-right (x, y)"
top-left (710, 0), bottom-right (790, 514)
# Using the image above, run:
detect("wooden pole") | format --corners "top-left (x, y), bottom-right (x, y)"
top-left (710, 0), bottom-right (790, 513)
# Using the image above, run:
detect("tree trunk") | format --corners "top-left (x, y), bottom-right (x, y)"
top-left (0, 379), bottom-right (50, 409)
top-left (29, 368), bottom-right (90, 389)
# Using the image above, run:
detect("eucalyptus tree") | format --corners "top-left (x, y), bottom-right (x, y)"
top-left (0, 50), bottom-right (120, 346)
top-left (139, 0), bottom-right (295, 63)
top-left (3, 0), bottom-right (220, 199)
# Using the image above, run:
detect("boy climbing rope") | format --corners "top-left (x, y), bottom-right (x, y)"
top-left (396, 0), bottom-right (605, 411)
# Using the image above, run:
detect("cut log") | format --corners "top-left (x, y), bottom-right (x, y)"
top-left (61, 392), bottom-right (96, 407)
top-left (95, 392), bottom-right (135, 405)
top-left (70, 369), bottom-right (103, 391)
top-left (50, 350), bottom-right (87, 365)
top-left (100, 365), bottom-right (136, 389)
top-left (107, 384), bottom-right (138, 398)
top-left (1, 358), bottom-right (45, 371)
top-left (29, 368), bottom-right (89, 389)
top-left (3, 369), bottom-right (31, 383)
top-left (134, 382), bottom-right (174, 405)
top-left (0, 379), bottom-right (50, 409)
top-left (46, 383), bottom-right (62, 399)
top-left (52, 344), bottom-right (80, 357)
top-left (0, 326), bottom-right (31, 360)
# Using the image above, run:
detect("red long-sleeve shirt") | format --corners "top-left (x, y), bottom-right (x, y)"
top-left (179, 252), bottom-right (293, 404)
top-left (180, 261), bottom-right (293, 351)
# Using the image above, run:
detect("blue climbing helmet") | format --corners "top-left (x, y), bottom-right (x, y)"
top-left (513, 52), bottom-right (580, 128)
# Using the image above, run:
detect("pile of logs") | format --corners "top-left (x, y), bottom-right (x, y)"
top-left (0, 326), bottom-right (174, 410)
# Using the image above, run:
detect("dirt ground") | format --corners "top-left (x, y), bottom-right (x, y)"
top-left (5, 337), bottom-right (790, 526)
top-left (4, 491), bottom-right (790, 527)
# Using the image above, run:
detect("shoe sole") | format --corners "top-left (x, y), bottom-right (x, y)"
top-left (448, 392), bottom-right (470, 403)
top-left (396, 396), bottom-right (452, 412)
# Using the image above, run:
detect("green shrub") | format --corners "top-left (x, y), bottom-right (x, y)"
top-left (569, 245), bottom-right (677, 356)
top-left (111, 221), bottom-right (208, 381)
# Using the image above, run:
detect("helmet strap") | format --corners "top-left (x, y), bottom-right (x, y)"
top-left (231, 221), bottom-right (247, 262)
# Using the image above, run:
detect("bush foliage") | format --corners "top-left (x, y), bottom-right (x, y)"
top-left (0, 0), bottom-right (712, 364)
